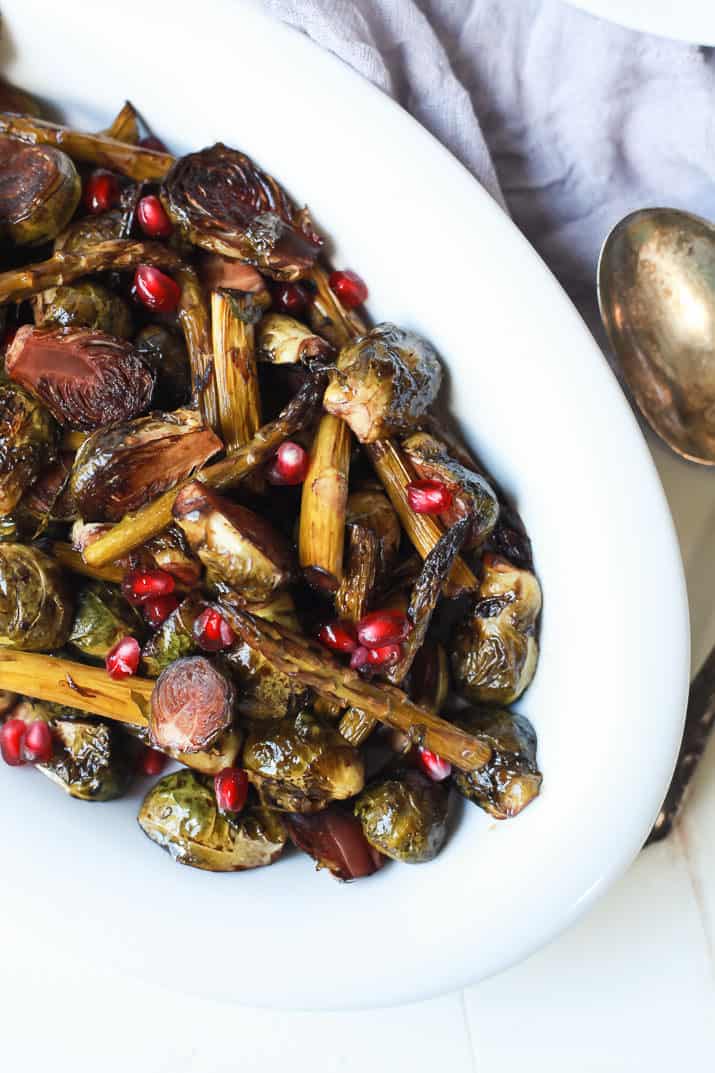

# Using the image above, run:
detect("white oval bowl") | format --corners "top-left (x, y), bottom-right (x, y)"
top-left (0, 0), bottom-right (689, 1009)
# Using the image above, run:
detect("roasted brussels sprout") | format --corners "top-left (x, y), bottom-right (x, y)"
top-left (243, 710), bottom-right (365, 813)
top-left (323, 323), bottom-right (442, 442)
top-left (141, 594), bottom-right (204, 678)
top-left (451, 707), bottom-right (542, 819)
top-left (161, 143), bottom-right (323, 279)
top-left (70, 409), bottom-right (222, 521)
top-left (38, 718), bottom-right (133, 801)
top-left (256, 313), bottom-right (333, 365)
top-left (173, 481), bottom-right (295, 600)
top-left (284, 806), bottom-right (384, 880)
top-left (134, 324), bottom-right (191, 411)
top-left (345, 489), bottom-right (401, 576)
top-left (451, 553), bottom-right (541, 706)
top-left (401, 431), bottom-right (499, 549)
top-left (33, 282), bottom-right (134, 339)
top-left (135, 526), bottom-right (202, 589)
top-left (0, 379), bottom-right (58, 516)
top-left (225, 637), bottom-right (310, 720)
top-left (150, 655), bottom-right (235, 754)
top-left (138, 769), bottom-right (287, 871)
top-left (354, 769), bottom-right (449, 863)
top-left (0, 544), bottom-right (73, 651)
top-left (0, 140), bottom-right (81, 246)
top-left (68, 580), bottom-right (143, 661)
top-left (6, 326), bottom-right (154, 430)
top-left (54, 209), bottom-right (123, 254)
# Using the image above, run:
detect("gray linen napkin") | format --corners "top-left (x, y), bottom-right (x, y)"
top-left (264, 0), bottom-right (715, 346)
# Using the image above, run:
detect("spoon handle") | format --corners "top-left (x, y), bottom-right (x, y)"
top-left (647, 645), bottom-right (715, 844)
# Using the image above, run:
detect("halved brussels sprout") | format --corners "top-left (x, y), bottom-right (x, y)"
top-left (451, 553), bottom-right (541, 706)
top-left (138, 768), bottom-right (287, 871)
top-left (0, 379), bottom-right (59, 517)
top-left (150, 655), bottom-right (235, 754)
top-left (54, 209), bottom-right (122, 254)
top-left (38, 718), bottom-right (133, 801)
top-left (70, 409), bottom-right (222, 522)
top-left (0, 140), bottom-right (81, 246)
top-left (34, 282), bottom-right (134, 338)
top-left (0, 544), bottom-right (73, 651)
top-left (401, 431), bottom-right (499, 549)
top-left (243, 710), bottom-right (365, 813)
top-left (134, 324), bottom-right (191, 411)
top-left (323, 323), bottom-right (442, 442)
top-left (68, 580), bottom-right (144, 661)
top-left (161, 143), bottom-right (323, 280)
top-left (354, 768), bottom-right (449, 863)
top-left (451, 706), bottom-right (541, 819)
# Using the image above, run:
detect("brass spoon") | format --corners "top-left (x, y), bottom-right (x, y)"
top-left (598, 207), bottom-right (715, 465)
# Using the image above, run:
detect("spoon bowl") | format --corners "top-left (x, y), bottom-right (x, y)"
top-left (598, 207), bottom-right (715, 465)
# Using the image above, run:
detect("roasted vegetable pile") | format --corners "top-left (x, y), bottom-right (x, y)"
top-left (0, 88), bottom-right (542, 881)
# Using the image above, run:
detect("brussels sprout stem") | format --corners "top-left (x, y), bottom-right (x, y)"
top-left (367, 439), bottom-right (478, 596)
top-left (210, 290), bottom-right (262, 452)
top-left (0, 651), bottom-right (152, 725)
top-left (49, 541), bottom-right (124, 584)
top-left (102, 101), bottom-right (139, 144)
top-left (335, 524), bottom-right (378, 623)
top-left (176, 267), bottom-right (220, 430)
top-left (0, 112), bottom-right (172, 181)
top-left (0, 239), bottom-right (184, 304)
top-left (299, 415), bottom-right (351, 592)
top-left (82, 376), bottom-right (326, 568)
top-left (222, 607), bottom-right (492, 773)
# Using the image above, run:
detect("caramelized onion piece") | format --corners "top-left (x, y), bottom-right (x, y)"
top-left (0, 140), bottom-right (80, 246)
top-left (70, 409), bottom-right (223, 522)
top-left (284, 807), bottom-right (384, 881)
top-left (150, 655), bottom-right (234, 753)
top-left (161, 143), bottom-right (322, 280)
top-left (6, 325), bottom-right (154, 430)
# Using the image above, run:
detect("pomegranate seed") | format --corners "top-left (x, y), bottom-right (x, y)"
top-left (136, 194), bottom-right (173, 238)
top-left (122, 568), bottom-right (175, 605)
top-left (133, 265), bottom-right (181, 313)
top-left (105, 636), bottom-right (141, 680)
top-left (350, 646), bottom-right (371, 670)
top-left (0, 718), bottom-right (27, 766)
top-left (357, 609), bottom-right (410, 648)
top-left (138, 747), bottom-right (166, 777)
top-left (143, 593), bottom-right (180, 627)
top-left (140, 134), bottom-right (168, 152)
top-left (272, 282), bottom-right (310, 316)
top-left (318, 621), bottom-right (358, 654)
top-left (328, 269), bottom-right (367, 309)
top-left (406, 479), bottom-right (454, 514)
top-left (266, 441), bottom-right (309, 486)
top-left (418, 747), bottom-right (452, 782)
top-left (365, 643), bottom-right (402, 667)
top-left (83, 170), bottom-right (120, 214)
top-left (23, 720), bottom-right (54, 764)
top-left (192, 608), bottom-right (236, 652)
top-left (214, 767), bottom-right (249, 813)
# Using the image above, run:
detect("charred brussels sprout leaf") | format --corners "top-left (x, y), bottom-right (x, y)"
top-left (243, 710), bottom-right (365, 813)
top-left (0, 544), bottom-right (73, 650)
top-left (135, 324), bottom-right (191, 411)
top-left (22, 450), bottom-right (76, 527)
top-left (68, 580), bottom-right (143, 661)
top-left (451, 707), bottom-right (542, 819)
top-left (401, 431), bottom-right (499, 549)
top-left (161, 143), bottom-right (322, 280)
top-left (224, 638), bottom-right (309, 720)
top-left (173, 481), bottom-right (295, 601)
top-left (38, 718), bottom-right (133, 801)
top-left (138, 768), bottom-right (286, 871)
top-left (0, 140), bottom-right (81, 246)
top-left (6, 326), bottom-right (154, 430)
top-left (256, 313), bottom-right (333, 365)
top-left (70, 409), bottom-right (222, 522)
top-left (0, 379), bottom-right (58, 516)
top-left (323, 323), bottom-right (442, 442)
top-left (451, 553), bottom-right (541, 706)
top-left (354, 769), bottom-right (449, 863)
top-left (34, 282), bottom-right (134, 338)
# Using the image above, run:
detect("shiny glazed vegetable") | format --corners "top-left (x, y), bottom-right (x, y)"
top-left (451, 706), bottom-right (542, 819)
top-left (0, 140), bottom-right (80, 245)
top-left (354, 769), bottom-right (449, 863)
top-left (33, 282), bottom-right (134, 338)
top-left (0, 379), bottom-right (58, 516)
top-left (68, 581), bottom-right (143, 661)
top-left (0, 544), bottom-right (73, 650)
top-left (39, 717), bottom-right (133, 801)
top-left (138, 768), bottom-right (287, 871)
